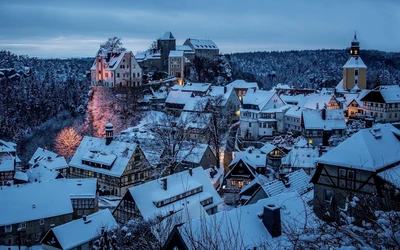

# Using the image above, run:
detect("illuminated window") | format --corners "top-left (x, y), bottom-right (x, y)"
top-left (350, 50), bottom-right (353, 54)
top-left (231, 180), bottom-right (236, 186)
top-left (88, 171), bottom-right (92, 177)
top-left (238, 181), bottom-right (243, 189)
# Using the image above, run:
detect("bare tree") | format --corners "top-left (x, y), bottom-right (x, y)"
top-left (100, 37), bottom-right (126, 53)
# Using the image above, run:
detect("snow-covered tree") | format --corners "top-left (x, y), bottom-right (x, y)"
top-left (54, 127), bottom-right (82, 161)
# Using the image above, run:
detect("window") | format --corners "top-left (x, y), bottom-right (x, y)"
top-left (339, 169), bottom-right (346, 178)
top-left (324, 189), bottom-right (334, 202)
top-left (238, 181), bottom-right (243, 189)
top-left (177, 64), bottom-right (180, 68)
top-left (231, 180), bottom-right (236, 186)
top-left (137, 73), bottom-right (140, 77)
top-left (40, 219), bottom-right (44, 225)
top-left (4, 225), bottom-right (12, 233)
top-left (20, 222), bottom-right (26, 229)
top-left (117, 73), bottom-right (120, 78)
top-left (355, 69), bottom-right (359, 76)
top-left (249, 122), bottom-right (252, 127)
top-left (78, 210), bottom-right (83, 216)
top-left (171, 64), bottom-right (174, 68)
top-left (348, 170), bottom-right (355, 180)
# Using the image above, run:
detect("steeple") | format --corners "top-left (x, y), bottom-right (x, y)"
top-left (349, 32), bottom-right (360, 57)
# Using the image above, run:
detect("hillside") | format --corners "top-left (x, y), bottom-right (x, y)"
top-left (230, 49), bottom-right (400, 89)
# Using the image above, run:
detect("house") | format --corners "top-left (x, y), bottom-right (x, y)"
top-left (284, 106), bottom-right (303, 134)
top-left (0, 139), bottom-right (21, 186)
top-left (183, 38), bottom-right (219, 59)
top-left (176, 143), bottom-right (217, 172)
top-left (239, 89), bottom-right (290, 140)
top-left (162, 192), bottom-right (317, 250)
top-left (25, 163), bottom-right (64, 183)
top-left (168, 50), bottom-right (185, 79)
top-left (41, 209), bottom-right (117, 250)
top-left (28, 147), bottom-right (68, 176)
top-left (69, 123), bottom-right (151, 196)
top-left (208, 85), bottom-right (241, 122)
top-left (341, 90), bottom-right (369, 117)
top-left (179, 112), bottom-right (212, 143)
top-left (301, 93), bottom-right (341, 110)
top-left (112, 167), bottom-right (223, 224)
top-left (180, 82), bottom-right (211, 96)
top-left (259, 143), bottom-right (286, 169)
top-left (360, 85), bottom-right (400, 122)
top-left (244, 169), bottom-right (314, 206)
top-left (0, 182), bottom-right (74, 246)
top-left (311, 124), bottom-right (400, 223)
top-left (224, 147), bottom-right (267, 205)
top-left (301, 109), bottom-right (346, 146)
top-left (165, 91), bottom-right (194, 115)
top-left (90, 50), bottom-right (142, 87)
top-left (226, 79), bottom-right (259, 101)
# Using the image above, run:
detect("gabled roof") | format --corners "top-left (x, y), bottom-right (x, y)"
top-left (208, 86), bottom-right (235, 106)
top-left (0, 139), bottom-right (17, 153)
top-left (176, 143), bottom-right (211, 164)
top-left (317, 124), bottom-right (400, 171)
top-left (242, 89), bottom-right (276, 110)
top-left (166, 91), bottom-right (194, 105)
top-left (301, 93), bottom-right (336, 110)
top-left (281, 146), bottom-right (319, 169)
top-left (343, 57), bottom-right (367, 69)
top-left (302, 109), bottom-right (345, 130)
top-left (226, 79), bottom-right (259, 90)
top-left (182, 96), bottom-right (208, 112)
top-left (175, 45), bottom-right (193, 52)
top-left (26, 163), bottom-right (60, 183)
top-left (43, 209), bottom-right (117, 250)
top-left (229, 148), bottom-right (266, 169)
top-left (91, 51), bottom-right (136, 71)
top-left (181, 82), bottom-right (211, 93)
top-left (159, 31), bottom-right (175, 40)
top-left (127, 167), bottom-right (222, 220)
top-left (0, 181), bottom-right (73, 226)
top-left (176, 192), bottom-right (317, 249)
top-left (179, 112), bottom-right (212, 130)
top-left (169, 50), bottom-right (184, 57)
top-left (28, 147), bottom-right (68, 171)
top-left (28, 147), bottom-right (58, 165)
top-left (185, 39), bottom-right (218, 50)
top-left (69, 136), bottom-right (138, 177)
top-left (284, 106), bottom-right (303, 118)
top-left (361, 85), bottom-right (400, 104)
top-left (259, 143), bottom-right (276, 154)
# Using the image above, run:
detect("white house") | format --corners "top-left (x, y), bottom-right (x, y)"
top-left (41, 209), bottom-right (117, 250)
top-left (90, 50), bottom-right (142, 87)
top-left (226, 79), bottom-right (259, 101)
top-left (28, 147), bottom-right (68, 176)
top-left (0, 139), bottom-right (21, 186)
top-left (208, 85), bottom-right (241, 121)
top-left (240, 89), bottom-right (290, 140)
top-left (168, 50), bottom-right (185, 79)
top-left (113, 167), bottom-right (223, 224)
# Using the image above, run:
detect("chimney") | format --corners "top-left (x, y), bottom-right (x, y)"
top-left (321, 108), bottom-right (326, 120)
top-left (262, 204), bottom-right (281, 237)
top-left (162, 178), bottom-right (168, 190)
top-left (365, 118), bottom-right (373, 128)
top-left (83, 215), bottom-right (87, 221)
top-left (189, 167), bottom-right (193, 176)
top-left (105, 123), bottom-right (114, 145)
top-left (50, 224), bottom-right (55, 228)
top-left (224, 86), bottom-right (227, 94)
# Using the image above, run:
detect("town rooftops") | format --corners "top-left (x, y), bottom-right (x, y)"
top-left (26, 163), bottom-right (61, 183)
top-left (302, 109), bottom-right (345, 130)
top-left (0, 181), bottom-right (73, 226)
top-left (176, 192), bottom-right (317, 249)
top-left (182, 82), bottom-right (211, 93)
top-left (317, 124), bottom-right (400, 171)
top-left (183, 96), bottom-right (208, 112)
top-left (185, 38), bottom-right (218, 50)
top-left (176, 143), bottom-right (211, 164)
top-left (90, 51), bottom-right (135, 71)
top-left (42, 209), bottom-right (117, 250)
top-left (69, 136), bottom-right (138, 177)
top-left (229, 147), bottom-right (266, 169)
top-left (208, 86), bottom-right (235, 106)
top-left (127, 166), bottom-right (222, 220)
top-left (301, 93), bottom-right (336, 110)
top-left (0, 139), bottom-right (17, 153)
top-left (226, 79), bottom-right (259, 90)
top-left (343, 56), bottom-right (367, 69)
top-left (281, 146), bottom-right (319, 169)
top-left (285, 106), bottom-right (303, 118)
top-left (28, 147), bottom-right (68, 171)
top-left (242, 89), bottom-right (276, 110)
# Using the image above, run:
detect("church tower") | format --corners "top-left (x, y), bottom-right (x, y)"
top-left (342, 32), bottom-right (367, 91)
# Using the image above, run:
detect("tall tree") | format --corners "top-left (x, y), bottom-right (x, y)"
top-left (54, 127), bottom-right (82, 161)
top-left (100, 37), bottom-right (126, 53)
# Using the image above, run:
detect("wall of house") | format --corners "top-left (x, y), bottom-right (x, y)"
top-left (199, 147), bottom-right (217, 169)
top-left (363, 101), bottom-right (400, 123)
top-left (284, 115), bottom-right (301, 133)
top-left (169, 56), bottom-right (185, 78)
top-left (246, 188), bottom-right (268, 205)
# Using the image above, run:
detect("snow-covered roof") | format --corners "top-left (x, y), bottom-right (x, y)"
top-left (185, 39), bottom-right (218, 50)
top-left (302, 109), bottom-right (346, 130)
top-left (280, 94), bottom-right (303, 104)
top-left (273, 83), bottom-right (293, 90)
top-left (44, 209), bottom-right (117, 250)
top-left (0, 153), bottom-right (15, 172)
top-left (182, 82), bottom-right (211, 93)
top-left (0, 139), bottom-right (17, 153)
top-left (242, 89), bottom-right (276, 110)
top-left (343, 57), bottom-right (367, 69)
top-left (177, 192), bottom-right (317, 249)
top-left (127, 167), bottom-right (222, 220)
top-left (229, 148), bottom-right (266, 169)
top-left (284, 106), bottom-right (303, 118)
top-left (0, 181), bottom-right (73, 226)
top-left (159, 31), bottom-right (175, 40)
top-left (183, 96), bottom-right (208, 112)
top-left (260, 169), bottom-right (313, 197)
top-left (179, 112), bottom-right (212, 130)
top-left (177, 143), bottom-right (210, 164)
top-left (176, 45), bottom-right (193, 52)
top-left (317, 124), bottom-right (400, 171)
top-left (378, 164), bottom-right (400, 188)
top-left (169, 50), bottom-right (184, 57)
top-left (259, 143), bottom-right (276, 154)
top-left (301, 93), bottom-right (335, 110)
top-left (362, 85), bottom-right (400, 104)
top-left (208, 86), bottom-right (235, 106)
top-left (28, 147), bottom-right (68, 171)
top-left (91, 51), bottom-right (135, 71)
top-left (226, 79), bottom-right (259, 90)
top-left (14, 171), bottom-right (28, 182)
top-left (28, 147), bottom-right (57, 165)
top-left (69, 136), bottom-right (138, 177)
top-left (165, 91), bottom-right (194, 105)
top-left (26, 163), bottom-right (60, 183)
top-left (281, 146), bottom-right (319, 169)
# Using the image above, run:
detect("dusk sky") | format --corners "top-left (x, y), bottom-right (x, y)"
top-left (0, 0), bottom-right (399, 58)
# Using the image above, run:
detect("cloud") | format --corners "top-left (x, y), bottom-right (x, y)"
top-left (0, 0), bottom-right (399, 57)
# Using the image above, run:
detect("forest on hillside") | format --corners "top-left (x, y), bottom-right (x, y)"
top-left (229, 49), bottom-right (400, 90)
